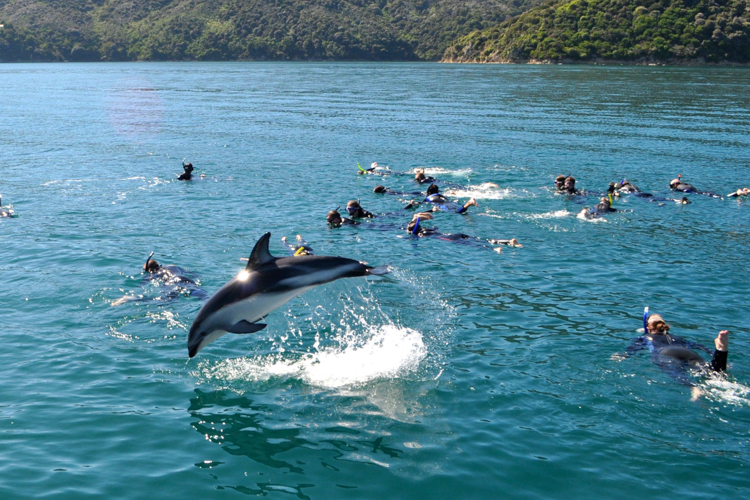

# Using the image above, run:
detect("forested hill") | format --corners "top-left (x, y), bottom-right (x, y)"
top-left (443, 0), bottom-right (750, 63)
top-left (0, 0), bottom-right (541, 62)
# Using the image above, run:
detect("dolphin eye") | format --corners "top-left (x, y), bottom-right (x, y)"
top-left (237, 270), bottom-right (250, 281)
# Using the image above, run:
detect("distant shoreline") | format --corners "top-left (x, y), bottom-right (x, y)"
top-left (440, 57), bottom-right (750, 67)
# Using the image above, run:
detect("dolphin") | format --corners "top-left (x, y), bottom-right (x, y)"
top-left (187, 232), bottom-right (389, 357)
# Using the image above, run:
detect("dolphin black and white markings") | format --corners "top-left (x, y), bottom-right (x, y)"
top-left (187, 232), bottom-right (389, 357)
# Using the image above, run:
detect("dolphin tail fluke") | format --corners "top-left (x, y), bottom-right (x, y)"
top-left (367, 265), bottom-right (390, 276)
top-left (226, 320), bottom-right (267, 334)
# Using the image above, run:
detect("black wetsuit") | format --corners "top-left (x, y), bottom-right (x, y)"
top-left (423, 194), bottom-right (472, 213)
top-left (671, 182), bottom-right (721, 198)
top-left (624, 333), bottom-right (727, 385)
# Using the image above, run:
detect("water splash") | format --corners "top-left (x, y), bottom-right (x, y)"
top-left (444, 184), bottom-right (520, 200)
top-left (700, 377), bottom-right (750, 406)
top-left (198, 324), bottom-right (425, 390)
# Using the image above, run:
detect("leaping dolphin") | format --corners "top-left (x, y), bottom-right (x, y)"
top-left (187, 232), bottom-right (389, 357)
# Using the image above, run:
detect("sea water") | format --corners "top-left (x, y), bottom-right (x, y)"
top-left (1, 62), bottom-right (749, 499)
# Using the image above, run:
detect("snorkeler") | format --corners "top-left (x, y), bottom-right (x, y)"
top-left (560, 176), bottom-right (579, 195)
top-left (0, 194), bottom-right (16, 218)
top-left (555, 175), bottom-right (567, 191)
top-left (577, 207), bottom-right (600, 220)
top-left (281, 235), bottom-right (314, 256)
top-left (112, 252), bottom-right (207, 306)
top-left (406, 213), bottom-right (520, 252)
top-left (423, 184), bottom-right (478, 214)
top-left (593, 196), bottom-right (617, 214)
top-left (178, 161), bottom-right (194, 181)
top-left (669, 175), bottom-right (721, 198)
top-left (414, 169), bottom-right (437, 184)
top-left (615, 311), bottom-right (730, 392)
top-left (346, 200), bottom-right (375, 218)
top-left (727, 187), bottom-right (750, 198)
top-left (327, 208), bottom-right (360, 228)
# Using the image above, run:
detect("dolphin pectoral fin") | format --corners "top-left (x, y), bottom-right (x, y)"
top-left (226, 320), bottom-right (267, 334)
top-left (245, 232), bottom-right (275, 270)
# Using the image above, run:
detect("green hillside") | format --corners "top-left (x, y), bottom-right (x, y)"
top-left (0, 0), bottom-right (541, 62)
top-left (443, 0), bottom-right (750, 63)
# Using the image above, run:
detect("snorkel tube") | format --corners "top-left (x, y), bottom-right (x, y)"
top-left (145, 251), bottom-right (155, 273)
top-left (643, 306), bottom-right (649, 333)
top-left (357, 163), bottom-right (366, 173)
top-left (411, 217), bottom-right (421, 235)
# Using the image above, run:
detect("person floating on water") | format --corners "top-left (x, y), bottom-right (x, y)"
top-left (112, 252), bottom-right (207, 306)
top-left (178, 161), bottom-right (194, 181)
top-left (558, 176), bottom-right (579, 195)
top-left (281, 235), bottom-right (314, 256)
top-left (414, 169), bottom-right (436, 184)
top-left (669, 175), bottom-right (722, 198)
top-left (727, 187), bottom-right (750, 198)
top-left (593, 196), bottom-right (617, 214)
top-left (346, 200), bottom-right (375, 218)
top-left (423, 184), bottom-right (478, 214)
top-left (406, 212), bottom-right (521, 252)
top-left (0, 194), bottom-right (16, 218)
top-left (614, 310), bottom-right (730, 399)
top-left (327, 207), bottom-right (360, 228)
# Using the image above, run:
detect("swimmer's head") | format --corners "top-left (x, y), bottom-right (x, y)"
top-left (144, 259), bottom-right (160, 273)
top-left (183, 162), bottom-right (194, 173)
top-left (599, 197), bottom-right (610, 207)
top-left (680, 196), bottom-right (690, 204)
top-left (426, 184), bottom-right (440, 195)
top-left (670, 178), bottom-right (680, 188)
top-left (415, 171), bottom-right (426, 182)
top-left (647, 314), bottom-right (670, 335)
top-left (564, 176), bottom-right (576, 189)
top-left (346, 200), bottom-right (362, 216)
top-left (555, 175), bottom-right (566, 186)
top-left (373, 185), bottom-right (386, 194)
top-left (326, 209), bottom-right (342, 227)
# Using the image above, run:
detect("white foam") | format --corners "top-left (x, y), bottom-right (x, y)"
top-left (700, 377), bottom-right (750, 406)
top-left (443, 183), bottom-right (517, 200)
top-left (524, 209), bottom-right (571, 219)
top-left (197, 324), bottom-right (426, 389)
top-left (414, 167), bottom-right (473, 177)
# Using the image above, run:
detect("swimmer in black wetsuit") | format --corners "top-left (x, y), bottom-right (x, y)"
top-left (727, 187), bottom-right (750, 198)
top-left (669, 176), bottom-right (721, 198)
top-left (281, 235), bottom-right (314, 256)
top-left (346, 200), bottom-right (375, 218)
top-left (178, 161), bottom-right (194, 181)
top-left (406, 213), bottom-right (520, 251)
top-left (593, 197), bottom-right (617, 214)
top-left (327, 208), bottom-right (360, 228)
top-left (615, 312), bottom-right (730, 397)
top-left (561, 176), bottom-right (579, 195)
top-left (423, 184), bottom-right (478, 214)
top-left (414, 169), bottom-right (436, 184)
top-left (112, 252), bottom-right (208, 305)
top-left (0, 194), bottom-right (16, 218)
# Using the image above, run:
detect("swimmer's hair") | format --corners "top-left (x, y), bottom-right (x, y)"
top-left (555, 175), bottom-right (566, 182)
top-left (415, 171), bottom-right (425, 180)
top-left (373, 185), bottom-right (386, 194)
top-left (346, 200), bottom-right (361, 209)
top-left (326, 209), bottom-right (341, 222)
top-left (670, 178), bottom-right (680, 187)
top-left (426, 183), bottom-right (439, 195)
top-left (183, 162), bottom-right (194, 171)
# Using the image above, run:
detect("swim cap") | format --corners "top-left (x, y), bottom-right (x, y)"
top-left (373, 185), bottom-right (386, 194)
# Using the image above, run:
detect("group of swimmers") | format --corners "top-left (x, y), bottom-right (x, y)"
top-left (331, 164), bottom-right (522, 252)
top-left (109, 160), bottom-right (739, 397)
top-left (551, 173), bottom-right (749, 220)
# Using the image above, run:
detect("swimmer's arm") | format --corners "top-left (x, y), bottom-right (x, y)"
top-left (614, 337), bottom-right (646, 359)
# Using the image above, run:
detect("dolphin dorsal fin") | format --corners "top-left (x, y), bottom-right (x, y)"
top-left (245, 232), bottom-right (275, 270)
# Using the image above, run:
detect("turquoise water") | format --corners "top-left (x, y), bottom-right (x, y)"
top-left (1, 62), bottom-right (749, 499)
